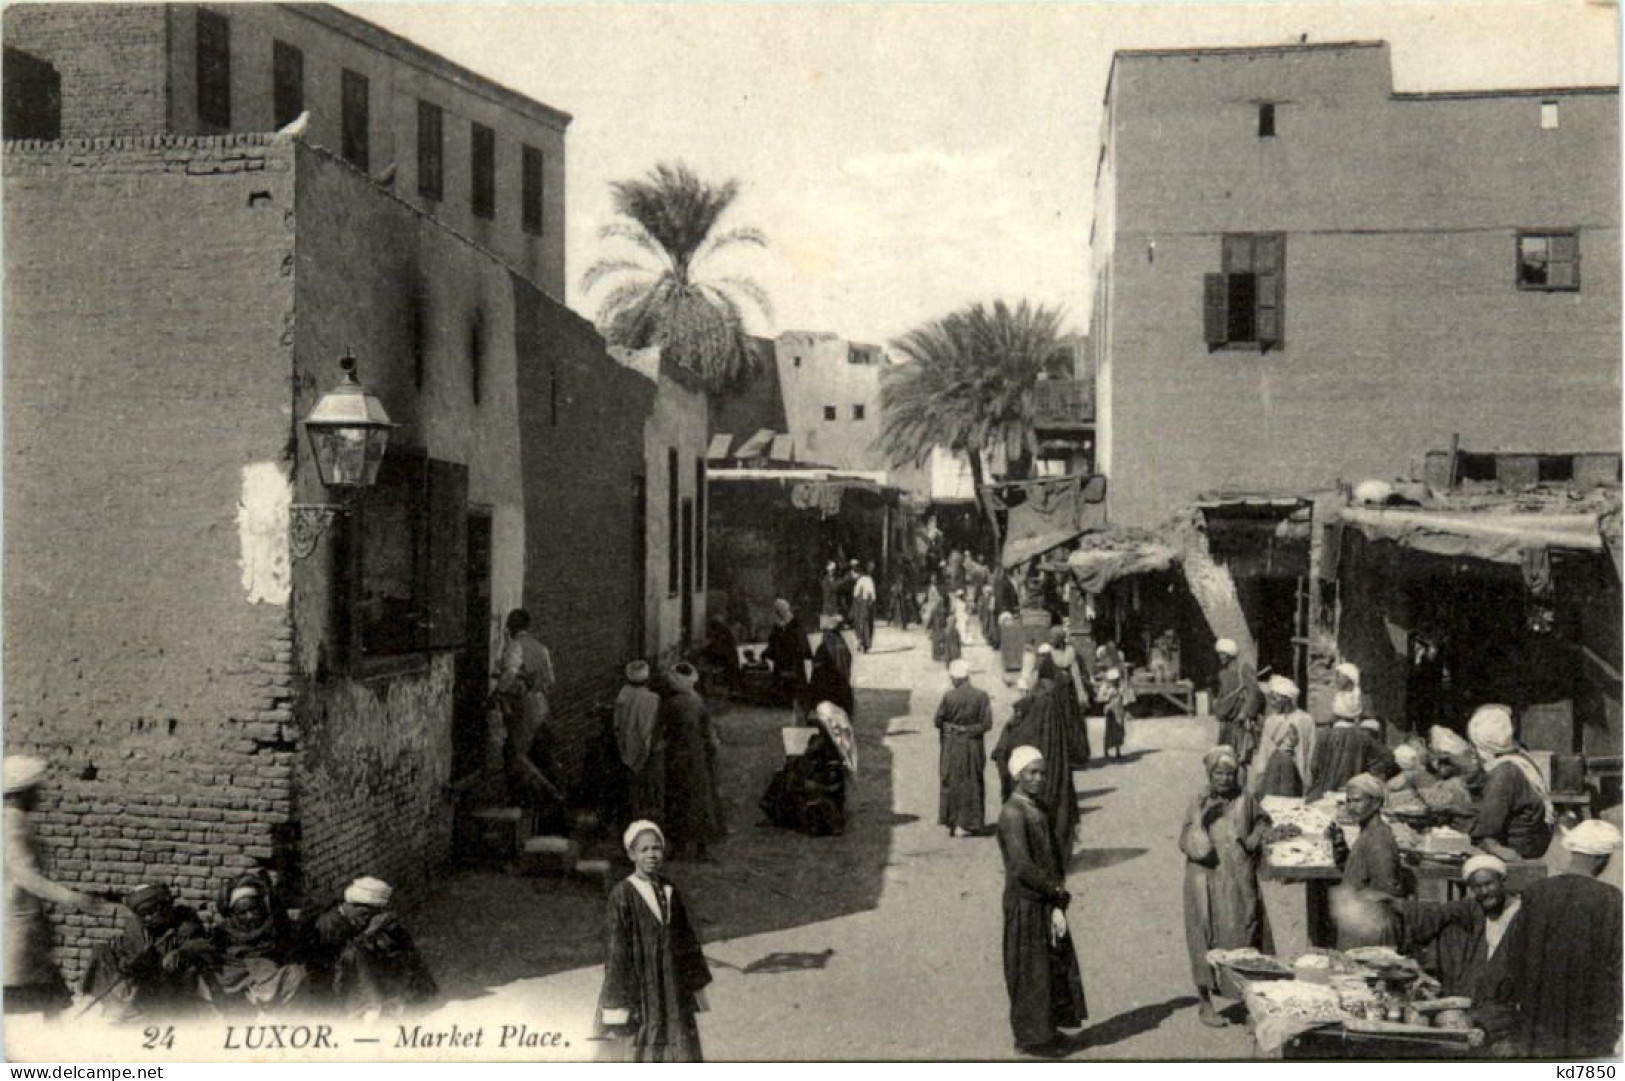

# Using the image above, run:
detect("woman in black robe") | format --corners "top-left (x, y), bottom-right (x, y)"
top-left (994, 664), bottom-right (1079, 853)
top-left (596, 821), bottom-right (713, 1062)
top-left (998, 747), bottom-right (1087, 1056)
top-left (809, 618), bottom-right (855, 720)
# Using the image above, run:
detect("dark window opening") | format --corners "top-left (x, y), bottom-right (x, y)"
top-left (694, 457), bottom-right (706, 593)
top-left (3, 48), bottom-right (61, 140)
top-left (1204, 232), bottom-right (1285, 352)
top-left (793, 355), bottom-right (802, 368)
top-left (1258, 103), bottom-right (1276, 138)
top-left (1517, 231), bottom-right (1579, 291)
top-left (1538, 456), bottom-right (1576, 484)
top-left (410, 287), bottom-right (428, 390)
top-left (272, 40), bottom-right (303, 129)
top-left (341, 69), bottom-right (369, 171)
top-left (196, 9), bottom-right (231, 130)
top-left (468, 313), bottom-right (484, 405)
top-left (823, 405), bottom-right (837, 421)
top-left (521, 144), bottom-right (543, 235)
top-left (471, 122), bottom-right (495, 220)
top-left (852, 404), bottom-right (866, 421)
top-left (667, 448), bottom-right (680, 597)
top-left (1460, 454), bottom-right (1498, 483)
top-left (417, 100), bottom-right (443, 201)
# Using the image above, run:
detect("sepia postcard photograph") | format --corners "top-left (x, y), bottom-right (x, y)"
top-left (1, 0), bottom-right (1621, 1066)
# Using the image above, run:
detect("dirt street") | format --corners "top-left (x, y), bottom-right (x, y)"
top-left (411, 622), bottom-right (1262, 1060)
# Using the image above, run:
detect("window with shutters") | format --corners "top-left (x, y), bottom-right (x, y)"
top-left (471, 122), bottom-right (495, 220)
top-left (196, 9), bottom-right (231, 130)
top-left (521, 144), bottom-right (543, 235)
top-left (272, 41), bottom-right (303, 129)
top-left (341, 69), bottom-right (369, 171)
top-left (1203, 233), bottom-right (1285, 353)
top-left (1516, 231), bottom-right (1579, 291)
top-left (823, 405), bottom-right (837, 421)
top-left (336, 452), bottom-right (468, 666)
top-left (417, 100), bottom-right (443, 201)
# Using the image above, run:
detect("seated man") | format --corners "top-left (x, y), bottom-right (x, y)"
top-left (208, 871), bottom-right (307, 1014)
top-left (79, 884), bottom-right (213, 1022)
top-left (298, 877), bottom-right (436, 1021)
top-left (1387, 854), bottom-right (1521, 1045)
top-left (759, 726), bottom-right (847, 837)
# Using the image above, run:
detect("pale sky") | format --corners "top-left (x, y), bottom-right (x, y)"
top-left (348, 0), bottom-right (1619, 347)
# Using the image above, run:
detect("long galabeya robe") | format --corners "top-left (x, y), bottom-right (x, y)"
top-left (595, 876), bottom-right (713, 1062)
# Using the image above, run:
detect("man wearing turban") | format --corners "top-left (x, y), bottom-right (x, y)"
top-left (763, 598), bottom-right (813, 722)
top-left (997, 748), bottom-right (1087, 1056)
top-left (1211, 640), bottom-right (1263, 766)
top-left (1486, 819), bottom-right (1623, 1058)
top-left (615, 660), bottom-right (665, 824)
top-left (1466, 705), bottom-right (1553, 861)
top-left (208, 871), bottom-right (307, 1013)
top-left (78, 883), bottom-right (212, 1021)
top-left (934, 659), bottom-right (993, 837)
top-left (1328, 773), bottom-right (1407, 948)
top-left (297, 877), bottom-right (436, 1021)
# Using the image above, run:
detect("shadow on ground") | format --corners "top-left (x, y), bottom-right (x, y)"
top-left (415, 684), bottom-right (913, 1004)
top-left (1083, 995), bottom-right (1200, 1050)
top-left (1068, 846), bottom-right (1148, 873)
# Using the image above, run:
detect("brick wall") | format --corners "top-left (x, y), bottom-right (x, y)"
top-left (3, 4), bottom-right (169, 138)
top-left (514, 286), bottom-right (655, 794)
top-left (1095, 44), bottom-right (1622, 529)
top-left (3, 134), bottom-right (298, 977)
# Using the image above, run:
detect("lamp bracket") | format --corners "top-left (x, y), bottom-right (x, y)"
top-left (290, 503), bottom-right (347, 561)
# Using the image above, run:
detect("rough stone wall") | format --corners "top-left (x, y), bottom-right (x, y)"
top-left (3, 135), bottom-right (298, 977)
top-left (2, 4), bottom-right (170, 138)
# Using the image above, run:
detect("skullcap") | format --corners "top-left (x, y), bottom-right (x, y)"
top-left (948, 659), bottom-right (970, 680)
top-left (622, 819), bottom-right (665, 855)
top-left (1009, 746), bottom-right (1044, 776)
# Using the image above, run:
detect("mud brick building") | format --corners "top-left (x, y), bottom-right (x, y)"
top-left (3, 4), bottom-right (705, 981)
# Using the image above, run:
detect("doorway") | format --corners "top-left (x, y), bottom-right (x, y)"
top-left (453, 509), bottom-right (493, 781)
top-left (631, 474), bottom-right (647, 658)
top-left (681, 496), bottom-right (695, 652)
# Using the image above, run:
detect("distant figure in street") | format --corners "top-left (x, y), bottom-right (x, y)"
top-left (763, 598), bottom-right (812, 723)
top-left (207, 871), bottom-right (308, 1015)
top-left (1258, 724), bottom-right (1304, 799)
top-left (926, 580), bottom-right (948, 661)
top-left (1304, 693), bottom-right (1388, 802)
top-left (1467, 704), bottom-right (1553, 861)
top-left (1487, 819), bottom-right (1622, 1059)
top-left (1328, 773), bottom-right (1407, 949)
top-left (935, 658), bottom-right (993, 837)
top-left (836, 561), bottom-right (859, 626)
top-left (1050, 628), bottom-right (1092, 767)
top-left (493, 608), bottom-right (565, 817)
top-left (819, 562), bottom-right (841, 620)
top-left (810, 615), bottom-right (855, 720)
top-left (4, 756), bottom-right (115, 1018)
top-left (995, 652), bottom-right (1079, 854)
top-left (1251, 676), bottom-right (1310, 794)
top-left (887, 562), bottom-right (916, 630)
top-left (698, 617), bottom-right (740, 697)
top-left (943, 590), bottom-right (965, 667)
top-left (1180, 745), bottom-right (1269, 1028)
top-left (297, 877), bottom-right (436, 1021)
top-left (615, 661), bottom-right (666, 824)
top-left (660, 663), bottom-right (724, 861)
top-left (594, 821), bottom-right (713, 1061)
top-left (1097, 668), bottom-right (1127, 761)
top-left (79, 883), bottom-right (212, 1022)
top-left (998, 747), bottom-right (1087, 1056)
top-left (1211, 639), bottom-right (1263, 770)
top-left (851, 563), bottom-right (877, 652)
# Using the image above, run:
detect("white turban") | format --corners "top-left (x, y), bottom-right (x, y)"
top-left (1359, 718), bottom-right (1382, 734)
top-left (344, 876), bottom-right (393, 907)
top-left (1562, 819), bottom-right (1623, 857)
top-left (622, 819), bottom-right (665, 855)
top-left (1036, 643), bottom-right (1053, 655)
top-left (1266, 675), bottom-right (1299, 700)
top-left (1392, 745), bottom-right (1420, 769)
top-left (948, 659), bottom-right (970, 680)
top-left (1344, 773), bottom-right (1386, 803)
top-left (229, 884), bottom-right (264, 906)
top-left (1104, 668), bottom-right (1122, 682)
top-left (1461, 854), bottom-right (1508, 882)
top-left (1215, 638), bottom-right (1238, 657)
top-left (1335, 662), bottom-right (1361, 684)
top-left (3, 755), bottom-right (47, 794)
top-left (1429, 725), bottom-right (1472, 757)
top-left (1467, 705), bottom-right (1517, 758)
top-left (1009, 746), bottom-right (1044, 776)
top-left (625, 660), bottom-right (650, 683)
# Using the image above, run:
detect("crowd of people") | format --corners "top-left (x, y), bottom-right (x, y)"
top-left (5, 756), bottom-right (435, 1025)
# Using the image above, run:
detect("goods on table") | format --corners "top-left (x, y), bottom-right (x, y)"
top-left (1245, 980), bottom-right (1346, 1025)
top-left (1263, 822), bottom-right (1303, 844)
top-left (1206, 948), bottom-right (1293, 980)
top-left (1419, 826), bottom-right (1472, 856)
top-left (1346, 947), bottom-right (1409, 969)
top-left (1270, 837), bottom-right (1335, 868)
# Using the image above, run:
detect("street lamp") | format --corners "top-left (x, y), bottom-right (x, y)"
top-left (291, 351), bottom-right (396, 560)
top-left (303, 350), bottom-right (396, 489)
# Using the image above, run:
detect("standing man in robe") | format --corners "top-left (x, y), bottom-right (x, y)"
top-left (1251, 676), bottom-right (1312, 794)
top-left (1050, 627), bottom-right (1092, 768)
top-left (1211, 639), bottom-right (1263, 771)
top-left (1488, 819), bottom-right (1622, 1059)
top-left (615, 661), bottom-right (666, 825)
top-left (1328, 773), bottom-right (1408, 948)
top-left (764, 598), bottom-right (813, 724)
top-left (660, 663), bottom-right (724, 861)
top-left (998, 747), bottom-right (1087, 1057)
top-left (810, 615), bottom-right (855, 721)
top-left (935, 658), bottom-right (993, 837)
top-left (851, 563), bottom-right (878, 653)
top-left (493, 608), bottom-right (565, 815)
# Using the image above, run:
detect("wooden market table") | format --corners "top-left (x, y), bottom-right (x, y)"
top-left (1129, 677), bottom-right (1197, 716)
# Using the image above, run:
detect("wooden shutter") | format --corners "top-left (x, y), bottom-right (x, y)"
top-left (424, 459), bottom-right (469, 649)
top-left (1256, 234), bottom-right (1285, 348)
top-left (1548, 232), bottom-right (1579, 289)
top-left (1203, 274), bottom-right (1229, 348)
top-left (1222, 235), bottom-right (1254, 273)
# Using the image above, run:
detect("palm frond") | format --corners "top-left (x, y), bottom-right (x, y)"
top-left (580, 258), bottom-right (656, 296)
top-left (709, 275), bottom-right (775, 321)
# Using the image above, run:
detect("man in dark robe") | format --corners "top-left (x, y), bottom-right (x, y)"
top-left (698, 617), bottom-right (741, 697)
top-left (1212, 639), bottom-right (1263, 766)
top-left (810, 616), bottom-right (855, 720)
top-left (660, 663), bottom-right (725, 860)
top-left (1304, 712), bottom-right (1388, 801)
top-left (819, 563), bottom-right (841, 619)
top-left (1328, 773), bottom-right (1408, 948)
top-left (993, 660), bottom-right (1078, 854)
top-left (208, 871), bottom-right (307, 1014)
top-left (763, 598), bottom-right (813, 722)
top-left (836, 562), bottom-right (859, 626)
top-left (79, 884), bottom-right (213, 1022)
top-left (297, 876), bottom-right (436, 1020)
top-left (1388, 854), bottom-right (1522, 1046)
top-left (1487, 819), bottom-right (1623, 1059)
top-left (934, 658), bottom-right (992, 836)
top-left (998, 747), bottom-right (1087, 1056)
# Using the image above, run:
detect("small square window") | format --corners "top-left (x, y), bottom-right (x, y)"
top-left (1541, 100), bottom-right (1559, 130)
top-left (1258, 103), bottom-right (1276, 139)
top-left (1517, 231), bottom-right (1579, 291)
top-left (793, 355), bottom-right (802, 368)
top-left (852, 404), bottom-right (866, 420)
top-left (823, 406), bottom-right (836, 421)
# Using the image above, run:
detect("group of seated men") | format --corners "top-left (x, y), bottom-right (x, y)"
top-left (79, 874), bottom-right (436, 1023)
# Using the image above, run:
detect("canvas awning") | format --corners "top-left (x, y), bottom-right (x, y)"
top-left (1338, 506), bottom-right (1606, 566)
top-left (1065, 542), bottom-right (1180, 593)
top-left (994, 474), bottom-right (1108, 568)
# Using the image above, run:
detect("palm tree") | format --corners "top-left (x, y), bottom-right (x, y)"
top-left (581, 162), bottom-right (772, 391)
top-left (880, 300), bottom-right (1069, 548)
